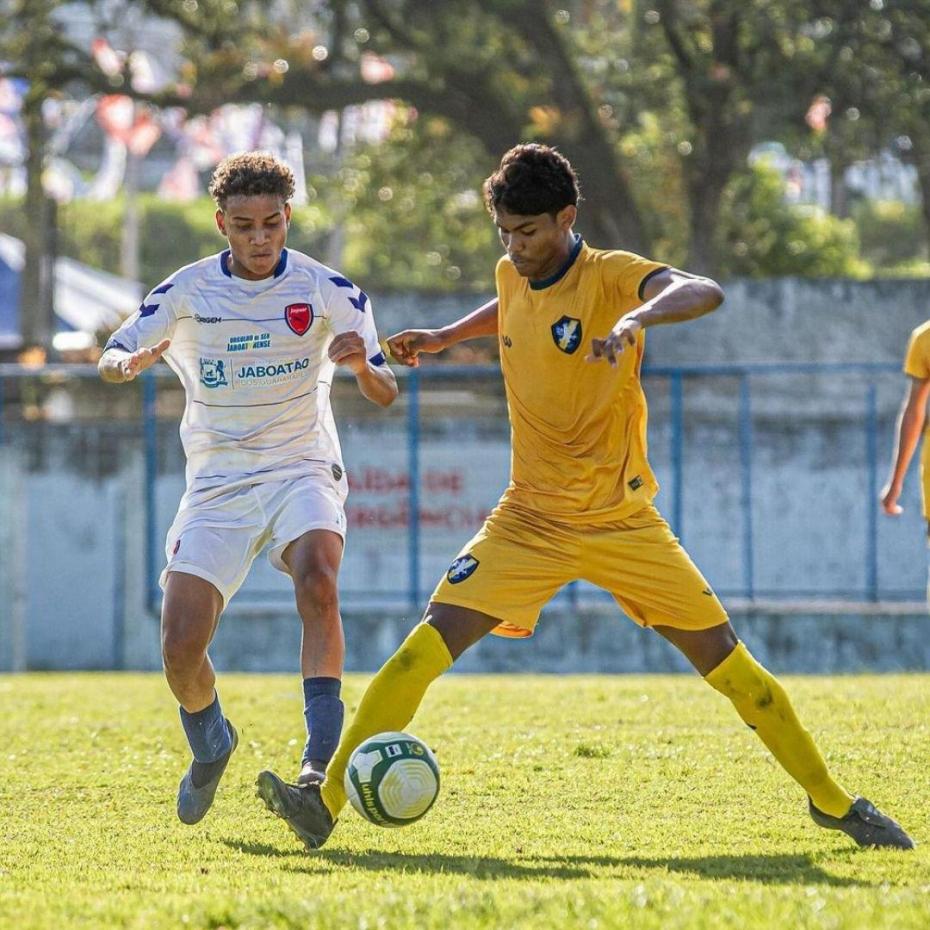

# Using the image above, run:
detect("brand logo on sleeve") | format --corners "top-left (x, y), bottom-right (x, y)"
top-left (285, 303), bottom-right (313, 336)
top-left (551, 316), bottom-right (582, 354)
top-left (199, 358), bottom-right (228, 388)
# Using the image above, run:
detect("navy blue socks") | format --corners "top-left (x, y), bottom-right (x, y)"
top-left (302, 676), bottom-right (344, 769)
top-left (179, 692), bottom-right (232, 764)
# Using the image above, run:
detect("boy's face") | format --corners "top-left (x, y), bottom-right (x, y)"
top-left (216, 194), bottom-right (291, 280)
top-left (493, 204), bottom-right (576, 281)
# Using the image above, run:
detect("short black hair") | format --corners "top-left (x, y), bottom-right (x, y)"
top-left (483, 144), bottom-right (580, 217)
top-left (209, 151), bottom-right (295, 210)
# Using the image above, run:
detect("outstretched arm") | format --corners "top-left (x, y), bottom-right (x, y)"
top-left (588, 268), bottom-right (724, 366)
top-left (387, 298), bottom-right (499, 367)
top-left (98, 339), bottom-right (171, 383)
top-left (880, 376), bottom-right (930, 515)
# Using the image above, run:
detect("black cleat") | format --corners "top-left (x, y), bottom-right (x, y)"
top-left (809, 796), bottom-right (915, 849)
top-left (177, 721), bottom-right (238, 825)
top-left (256, 770), bottom-right (335, 850)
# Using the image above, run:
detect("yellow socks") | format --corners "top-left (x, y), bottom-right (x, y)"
top-left (320, 622), bottom-right (453, 818)
top-left (705, 642), bottom-right (854, 818)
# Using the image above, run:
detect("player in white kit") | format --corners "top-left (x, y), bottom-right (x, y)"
top-left (99, 152), bottom-right (398, 824)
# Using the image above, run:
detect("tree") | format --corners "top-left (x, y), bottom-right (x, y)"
top-left (1, 0), bottom-right (129, 350)
top-left (139, 0), bottom-right (651, 253)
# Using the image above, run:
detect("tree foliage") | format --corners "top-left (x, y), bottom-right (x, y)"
top-left (4, 0), bottom-right (930, 308)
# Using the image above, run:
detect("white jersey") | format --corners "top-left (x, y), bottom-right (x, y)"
top-left (106, 248), bottom-right (385, 490)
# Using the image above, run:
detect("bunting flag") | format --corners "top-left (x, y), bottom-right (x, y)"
top-left (95, 95), bottom-right (162, 157)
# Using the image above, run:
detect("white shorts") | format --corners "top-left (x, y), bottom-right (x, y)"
top-left (160, 464), bottom-right (348, 606)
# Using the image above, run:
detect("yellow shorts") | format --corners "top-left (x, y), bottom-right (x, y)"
top-left (431, 502), bottom-right (728, 638)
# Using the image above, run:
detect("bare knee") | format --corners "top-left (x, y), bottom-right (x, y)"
top-left (654, 621), bottom-right (738, 677)
top-left (425, 602), bottom-right (499, 661)
top-left (161, 623), bottom-right (210, 678)
top-left (294, 564), bottom-right (340, 621)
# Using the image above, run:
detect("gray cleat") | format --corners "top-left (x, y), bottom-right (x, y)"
top-left (809, 796), bottom-right (915, 849)
top-left (256, 769), bottom-right (335, 850)
top-left (177, 721), bottom-right (238, 825)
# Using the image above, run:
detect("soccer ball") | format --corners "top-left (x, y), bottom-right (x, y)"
top-left (344, 731), bottom-right (440, 827)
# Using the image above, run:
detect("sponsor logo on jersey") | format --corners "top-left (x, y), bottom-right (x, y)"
top-left (199, 357), bottom-right (228, 388)
top-left (447, 553), bottom-right (479, 584)
top-left (227, 333), bottom-right (271, 352)
top-left (502, 335), bottom-right (513, 348)
top-left (285, 302), bottom-right (313, 335)
top-left (331, 463), bottom-right (343, 481)
top-left (551, 315), bottom-right (582, 354)
top-left (195, 314), bottom-right (223, 324)
top-left (628, 475), bottom-right (644, 491)
top-left (234, 356), bottom-right (310, 383)
top-left (172, 538), bottom-right (181, 556)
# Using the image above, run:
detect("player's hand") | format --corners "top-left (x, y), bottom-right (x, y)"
top-left (329, 331), bottom-right (368, 375)
top-left (587, 317), bottom-right (642, 367)
top-left (880, 481), bottom-right (904, 516)
top-left (386, 329), bottom-right (445, 367)
top-left (119, 339), bottom-right (170, 381)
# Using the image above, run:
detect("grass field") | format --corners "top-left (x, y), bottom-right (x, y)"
top-left (1, 672), bottom-right (928, 929)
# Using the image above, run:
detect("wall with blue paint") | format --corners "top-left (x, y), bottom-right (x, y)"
top-left (1, 278), bottom-right (929, 672)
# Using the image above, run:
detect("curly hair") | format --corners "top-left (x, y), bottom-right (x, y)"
top-left (208, 151), bottom-right (296, 209)
top-left (483, 144), bottom-right (581, 217)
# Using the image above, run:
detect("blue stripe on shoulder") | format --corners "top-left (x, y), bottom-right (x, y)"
top-left (139, 302), bottom-right (159, 318)
top-left (151, 282), bottom-right (174, 295)
top-left (330, 275), bottom-right (354, 289)
top-left (105, 339), bottom-right (130, 353)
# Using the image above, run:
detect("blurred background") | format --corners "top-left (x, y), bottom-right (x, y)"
top-left (2, 0), bottom-right (930, 675)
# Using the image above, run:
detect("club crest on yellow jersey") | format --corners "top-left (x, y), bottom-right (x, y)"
top-left (551, 316), bottom-right (582, 354)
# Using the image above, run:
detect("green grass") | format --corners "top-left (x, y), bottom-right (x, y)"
top-left (1, 673), bottom-right (928, 929)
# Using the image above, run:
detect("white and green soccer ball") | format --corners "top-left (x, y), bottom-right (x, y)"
top-left (344, 731), bottom-right (440, 827)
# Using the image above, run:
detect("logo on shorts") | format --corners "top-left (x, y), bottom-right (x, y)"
top-left (551, 316), bottom-right (582, 354)
top-left (331, 463), bottom-right (343, 481)
top-left (447, 553), bottom-right (479, 584)
top-left (172, 538), bottom-right (181, 556)
top-left (502, 335), bottom-right (512, 348)
top-left (285, 302), bottom-right (313, 336)
top-left (199, 357), bottom-right (228, 388)
top-left (628, 475), bottom-right (644, 491)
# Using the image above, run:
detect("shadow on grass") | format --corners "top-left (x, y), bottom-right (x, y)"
top-left (225, 840), bottom-right (873, 886)
top-left (540, 852), bottom-right (872, 887)
top-left (224, 840), bottom-right (592, 880)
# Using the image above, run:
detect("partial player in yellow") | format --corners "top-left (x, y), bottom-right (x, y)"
top-left (256, 144), bottom-right (914, 851)
top-left (880, 322), bottom-right (930, 571)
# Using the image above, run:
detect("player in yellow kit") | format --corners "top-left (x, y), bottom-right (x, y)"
top-left (257, 144), bottom-right (914, 851)
top-left (880, 322), bottom-right (930, 571)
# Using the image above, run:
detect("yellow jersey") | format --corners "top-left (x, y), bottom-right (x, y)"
top-left (904, 320), bottom-right (930, 520)
top-left (495, 238), bottom-right (666, 523)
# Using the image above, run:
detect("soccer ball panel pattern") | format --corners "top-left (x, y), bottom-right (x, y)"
top-left (344, 731), bottom-right (440, 827)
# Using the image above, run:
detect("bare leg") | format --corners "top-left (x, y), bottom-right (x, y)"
top-left (653, 619), bottom-right (737, 676)
top-left (161, 570), bottom-right (223, 712)
top-left (282, 529), bottom-right (346, 679)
